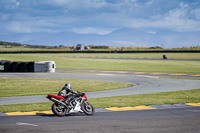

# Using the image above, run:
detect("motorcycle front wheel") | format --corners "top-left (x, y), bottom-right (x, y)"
top-left (52, 103), bottom-right (67, 117)
top-left (81, 102), bottom-right (95, 115)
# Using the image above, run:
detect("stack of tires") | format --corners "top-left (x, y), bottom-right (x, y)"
top-left (0, 61), bottom-right (12, 72)
top-left (0, 61), bottom-right (35, 72)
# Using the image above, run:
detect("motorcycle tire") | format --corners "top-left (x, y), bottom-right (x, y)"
top-left (81, 102), bottom-right (95, 115)
top-left (52, 103), bottom-right (67, 117)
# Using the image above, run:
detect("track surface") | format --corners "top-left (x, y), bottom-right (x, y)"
top-left (57, 68), bottom-right (200, 78)
top-left (65, 56), bottom-right (200, 61)
top-left (0, 107), bottom-right (200, 133)
top-left (0, 72), bottom-right (200, 132)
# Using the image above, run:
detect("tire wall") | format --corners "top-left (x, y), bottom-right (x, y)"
top-left (0, 61), bottom-right (35, 72)
top-left (0, 61), bottom-right (55, 73)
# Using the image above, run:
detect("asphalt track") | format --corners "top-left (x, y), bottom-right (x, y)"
top-left (0, 72), bottom-right (200, 133)
top-left (0, 107), bottom-right (200, 133)
top-left (64, 56), bottom-right (200, 61)
top-left (57, 69), bottom-right (200, 78)
top-left (1, 56), bottom-right (200, 132)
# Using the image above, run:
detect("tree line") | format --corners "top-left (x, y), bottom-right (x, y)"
top-left (0, 41), bottom-right (57, 49)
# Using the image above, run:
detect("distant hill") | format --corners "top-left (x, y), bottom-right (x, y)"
top-left (0, 28), bottom-right (200, 48)
top-left (0, 41), bottom-right (56, 49)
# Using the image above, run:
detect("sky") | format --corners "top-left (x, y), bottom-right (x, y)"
top-left (0, 0), bottom-right (200, 47)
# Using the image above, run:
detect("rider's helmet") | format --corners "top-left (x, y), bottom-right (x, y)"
top-left (65, 83), bottom-right (72, 90)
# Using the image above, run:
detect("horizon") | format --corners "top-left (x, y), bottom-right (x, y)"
top-left (1, 41), bottom-right (200, 49)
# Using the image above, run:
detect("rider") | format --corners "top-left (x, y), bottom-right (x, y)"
top-left (58, 83), bottom-right (78, 105)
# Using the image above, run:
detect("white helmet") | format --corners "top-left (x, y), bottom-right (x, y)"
top-left (65, 83), bottom-right (72, 89)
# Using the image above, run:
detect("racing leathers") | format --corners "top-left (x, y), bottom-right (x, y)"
top-left (57, 84), bottom-right (77, 105)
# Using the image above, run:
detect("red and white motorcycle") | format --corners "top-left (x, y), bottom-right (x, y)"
top-left (46, 92), bottom-right (95, 117)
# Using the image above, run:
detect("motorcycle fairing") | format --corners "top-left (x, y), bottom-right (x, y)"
top-left (47, 94), bottom-right (66, 100)
top-left (69, 101), bottom-right (83, 113)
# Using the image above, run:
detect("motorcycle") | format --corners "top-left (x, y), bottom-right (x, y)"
top-left (46, 92), bottom-right (95, 117)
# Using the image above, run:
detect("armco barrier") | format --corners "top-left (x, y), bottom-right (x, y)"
top-left (0, 61), bottom-right (55, 73)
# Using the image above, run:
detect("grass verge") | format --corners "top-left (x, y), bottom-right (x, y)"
top-left (1, 53), bottom-right (199, 74)
top-left (1, 53), bottom-right (200, 60)
top-left (1, 89), bottom-right (200, 113)
top-left (88, 89), bottom-right (200, 108)
top-left (0, 78), bottom-right (133, 97)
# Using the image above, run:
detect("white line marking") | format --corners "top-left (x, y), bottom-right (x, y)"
top-left (185, 110), bottom-right (200, 112)
top-left (0, 75), bottom-right (19, 77)
top-left (96, 74), bottom-right (114, 76)
top-left (135, 75), bottom-right (159, 78)
top-left (16, 122), bottom-right (38, 127)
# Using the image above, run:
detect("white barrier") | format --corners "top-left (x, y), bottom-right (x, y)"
top-left (34, 61), bottom-right (56, 72)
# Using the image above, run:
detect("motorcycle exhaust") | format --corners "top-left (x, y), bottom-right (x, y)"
top-left (51, 97), bottom-right (67, 106)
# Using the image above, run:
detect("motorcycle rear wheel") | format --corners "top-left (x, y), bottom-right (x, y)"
top-left (52, 103), bottom-right (67, 117)
top-left (81, 102), bottom-right (95, 115)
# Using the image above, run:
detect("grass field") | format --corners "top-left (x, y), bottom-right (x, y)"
top-left (1, 53), bottom-right (200, 74)
top-left (59, 53), bottom-right (200, 59)
top-left (0, 53), bottom-right (199, 113)
top-left (0, 78), bottom-right (132, 97)
top-left (88, 88), bottom-right (200, 108)
top-left (1, 53), bottom-right (200, 60)
top-left (0, 88), bottom-right (199, 113)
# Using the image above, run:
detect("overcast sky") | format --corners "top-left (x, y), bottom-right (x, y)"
top-left (0, 0), bottom-right (200, 47)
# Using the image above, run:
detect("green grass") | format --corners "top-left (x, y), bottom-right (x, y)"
top-left (0, 102), bottom-right (53, 113)
top-left (0, 78), bottom-right (133, 97)
top-left (1, 53), bottom-right (200, 60)
top-left (0, 53), bottom-right (199, 113)
top-left (57, 59), bottom-right (200, 74)
top-left (1, 89), bottom-right (199, 113)
top-left (0, 53), bottom-right (200, 74)
top-left (60, 53), bottom-right (200, 59)
top-left (88, 89), bottom-right (200, 108)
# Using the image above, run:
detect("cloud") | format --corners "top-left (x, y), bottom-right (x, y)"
top-left (113, 40), bottom-right (141, 46)
top-left (6, 21), bottom-right (58, 33)
top-left (48, 0), bottom-right (107, 9)
top-left (180, 2), bottom-right (188, 9)
top-left (146, 0), bottom-right (154, 5)
top-left (192, 8), bottom-right (200, 20)
top-left (11, 0), bottom-right (20, 7)
top-left (71, 27), bottom-right (115, 35)
top-left (116, 1), bottom-right (200, 32)
top-left (147, 31), bottom-right (157, 34)
top-left (1, 0), bottom-right (200, 35)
